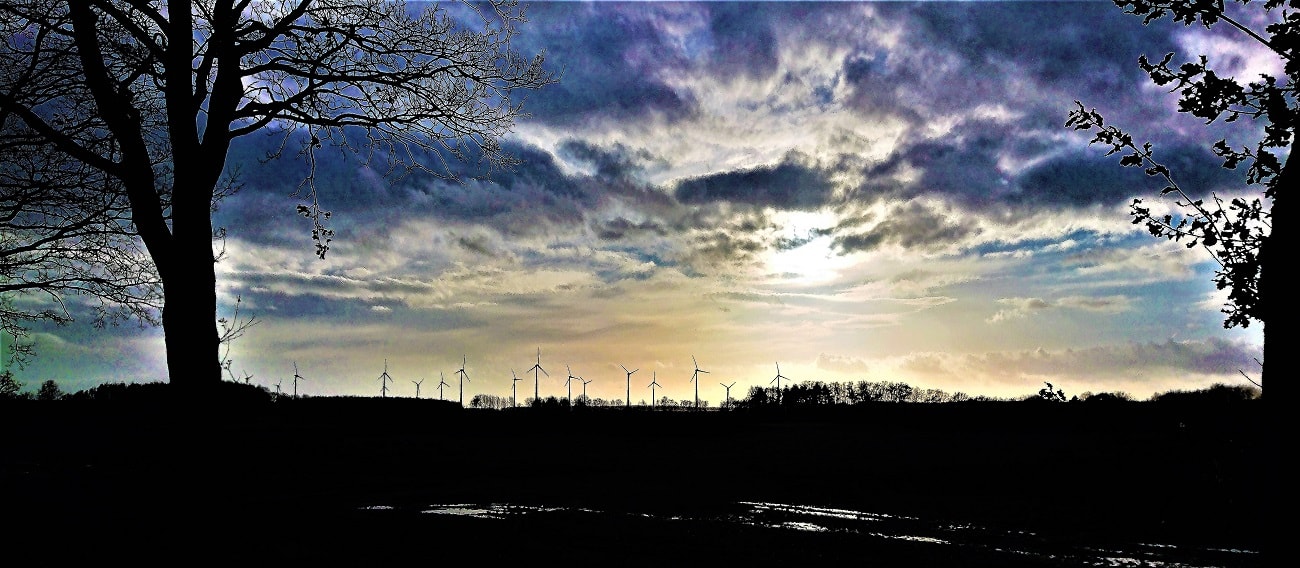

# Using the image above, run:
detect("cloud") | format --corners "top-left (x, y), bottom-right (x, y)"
top-left (673, 151), bottom-right (836, 210)
top-left (986, 297), bottom-right (1053, 323)
top-left (558, 139), bottom-right (662, 181)
top-left (898, 338), bottom-right (1260, 395)
top-left (1056, 295), bottom-right (1133, 313)
top-left (702, 2), bottom-right (780, 81)
top-left (593, 217), bottom-right (669, 241)
top-left (815, 353), bottom-right (870, 375)
top-left (1059, 241), bottom-right (1200, 284)
top-left (906, 1), bottom-right (1178, 92)
top-left (830, 200), bottom-right (980, 254)
top-left (683, 229), bottom-right (767, 274)
top-left (987, 294), bottom-right (1133, 323)
top-left (1013, 144), bottom-right (1245, 207)
top-left (510, 2), bottom-right (701, 126)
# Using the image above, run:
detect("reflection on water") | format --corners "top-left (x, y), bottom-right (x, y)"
top-left (373, 501), bottom-right (1258, 567)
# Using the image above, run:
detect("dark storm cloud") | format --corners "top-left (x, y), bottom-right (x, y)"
top-left (217, 128), bottom-right (619, 242)
top-left (1013, 144), bottom-right (1246, 207)
top-left (558, 139), bottom-right (662, 181)
top-left (511, 1), bottom-right (817, 124)
top-left (421, 141), bottom-right (600, 226)
top-left (509, 2), bottom-right (699, 126)
top-left (908, 1), bottom-right (1177, 91)
top-left (896, 129), bottom-right (1014, 208)
top-left (674, 152), bottom-right (836, 210)
top-left (857, 116), bottom-right (1246, 211)
top-left (849, 120), bottom-right (1020, 208)
top-left (838, 48), bottom-right (925, 123)
top-left (704, 1), bottom-right (780, 80)
top-left (840, 1), bottom-right (1182, 125)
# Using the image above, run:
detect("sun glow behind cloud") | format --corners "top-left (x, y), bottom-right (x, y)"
top-left (762, 210), bottom-right (856, 286)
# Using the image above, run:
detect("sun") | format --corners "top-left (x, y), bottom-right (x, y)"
top-left (764, 211), bottom-right (854, 286)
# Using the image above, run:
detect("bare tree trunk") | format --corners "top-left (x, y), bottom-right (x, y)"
top-left (1256, 148), bottom-right (1287, 560)
top-left (67, 2), bottom-right (226, 393)
top-left (1257, 148), bottom-right (1289, 402)
top-left (160, 237), bottom-right (223, 392)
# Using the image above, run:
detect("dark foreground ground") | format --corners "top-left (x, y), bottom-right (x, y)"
top-left (1, 395), bottom-right (1268, 565)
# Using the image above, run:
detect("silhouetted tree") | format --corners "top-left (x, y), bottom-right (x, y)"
top-left (0, 1), bottom-right (557, 395)
top-left (1037, 382), bottom-right (1068, 402)
top-left (1081, 391), bottom-right (1133, 404)
top-left (0, 157), bottom-right (160, 367)
top-left (470, 393), bottom-right (509, 409)
top-left (883, 381), bottom-right (913, 403)
top-left (1153, 382), bottom-right (1261, 404)
top-left (0, 370), bottom-right (20, 399)
top-left (35, 378), bottom-right (61, 401)
top-left (743, 385), bottom-right (769, 408)
top-left (1067, 0), bottom-right (1293, 396)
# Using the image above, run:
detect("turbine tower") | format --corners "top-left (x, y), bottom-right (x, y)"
top-left (580, 377), bottom-right (593, 404)
top-left (565, 365), bottom-right (578, 408)
top-left (771, 362), bottom-right (789, 404)
top-left (456, 356), bottom-right (471, 406)
top-left (412, 377), bottom-right (424, 399)
top-left (720, 381), bottom-right (736, 406)
top-left (292, 361), bottom-right (304, 395)
top-left (377, 359), bottom-right (394, 398)
top-left (436, 371), bottom-right (450, 401)
top-left (511, 369), bottom-right (524, 408)
top-left (648, 372), bottom-right (662, 409)
top-left (689, 355), bottom-right (709, 409)
top-left (621, 364), bottom-right (638, 409)
top-left (527, 347), bottom-right (548, 405)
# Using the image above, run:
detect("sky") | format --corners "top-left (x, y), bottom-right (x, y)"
top-left (7, 0), bottom-right (1278, 403)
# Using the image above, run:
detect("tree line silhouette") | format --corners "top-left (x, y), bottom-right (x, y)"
top-left (1, 371), bottom-right (1259, 411)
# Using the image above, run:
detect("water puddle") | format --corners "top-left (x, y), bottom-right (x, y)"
top-left (357, 500), bottom-right (1257, 567)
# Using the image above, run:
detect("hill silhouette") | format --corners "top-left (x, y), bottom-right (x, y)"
top-left (1, 383), bottom-right (1264, 564)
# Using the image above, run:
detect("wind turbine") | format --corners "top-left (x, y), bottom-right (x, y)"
top-left (436, 371), bottom-right (450, 401)
top-left (377, 359), bottom-right (394, 398)
top-left (689, 355), bottom-right (709, 409)
top-left (565, 365), bottom-right (578, 408)
top-left (580, 377), bottom-right (593, 404)
top-left (647, 371), bottom-right (662, 409)
top-left (292, 362), bottom-right (306, 399)
top-left (621, 364), bottom-right (638, 409)
top-left (274, 378), bottom-right (283, 397)
top-left (771, 362), bottom-right (789, 404)
top-left (720, 381), bottom-right (736, 406)
top-left (526, 347), bottom-right (548, 405)
top-left (412, 378), bottom-right (424, 399)
top-left (456, 355), bottom-right (471, 406)
top-left (511, 369), bottom-right (524, 408)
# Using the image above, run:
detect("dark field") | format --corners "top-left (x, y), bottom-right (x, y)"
top-left (2, 395), bottom-right (1267, 565)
